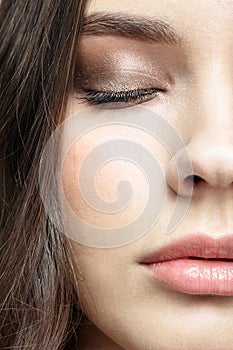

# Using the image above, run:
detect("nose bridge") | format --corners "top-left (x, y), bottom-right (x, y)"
top-left (196, 60), bottom-right (233, 128)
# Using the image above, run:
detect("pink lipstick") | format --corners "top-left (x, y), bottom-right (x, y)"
top-left (141, 232), bottom-right (233, 296)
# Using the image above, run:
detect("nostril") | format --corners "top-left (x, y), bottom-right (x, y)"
top-left (185, 175), bottom-right (202, 184)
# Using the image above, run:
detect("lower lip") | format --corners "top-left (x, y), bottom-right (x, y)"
top-left (145, 258), bottom-right (233, 296)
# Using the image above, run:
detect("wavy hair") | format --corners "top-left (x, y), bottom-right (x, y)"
top-left (0, 0), bottom-right (89, 348)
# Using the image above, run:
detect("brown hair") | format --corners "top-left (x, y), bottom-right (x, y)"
top-left (0, 0), bottom-right (89, 348)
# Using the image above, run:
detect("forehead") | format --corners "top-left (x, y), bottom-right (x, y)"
top-left (87, 0), bottom-right (233, 47)
top-left (87, 0), bottom-right (233, 18)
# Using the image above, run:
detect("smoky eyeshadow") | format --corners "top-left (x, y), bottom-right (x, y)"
top-left (74, 36), bottom-right (179, 93)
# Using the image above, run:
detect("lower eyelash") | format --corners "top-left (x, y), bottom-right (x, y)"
top-left (75, 88), bottom-right (163, 105)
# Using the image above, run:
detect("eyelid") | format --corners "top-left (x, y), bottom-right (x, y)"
top-left (75, 86), bottom-right (165, 106)
top-left (73, 67), bottom-right (171, 107)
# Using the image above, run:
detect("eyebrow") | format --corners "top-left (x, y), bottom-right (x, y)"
top-left (81, 12), bottom-right (181, 45)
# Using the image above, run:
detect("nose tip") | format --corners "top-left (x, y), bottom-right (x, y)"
top-left (166, 142), bottom-right (233, 196)
top-left (188, 143), bottom-right (233, 188)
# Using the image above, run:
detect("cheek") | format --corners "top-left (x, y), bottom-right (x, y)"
top-left (60, 124), bottom-right (169, 235)
top-left (62, 146), bottom-right (148, 228)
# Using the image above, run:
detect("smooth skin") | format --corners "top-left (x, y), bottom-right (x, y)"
top-left (62, 1), bottom-right (233, 349)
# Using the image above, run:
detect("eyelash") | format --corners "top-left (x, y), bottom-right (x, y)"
top-left (76, 87), bottom-right (164, 105)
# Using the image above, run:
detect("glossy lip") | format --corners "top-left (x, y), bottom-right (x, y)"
top-left (139, 232), bottom-right (233, 295)
top-left (140, 232), bottom-right (233, 264)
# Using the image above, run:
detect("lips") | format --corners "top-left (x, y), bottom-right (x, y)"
top-left (140, 232), bottom-right (233, 295)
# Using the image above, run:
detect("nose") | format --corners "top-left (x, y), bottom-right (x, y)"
top-left (166, 60), bottom-right (233, 195)
top-left (166, 122), bottom-right (233, 195)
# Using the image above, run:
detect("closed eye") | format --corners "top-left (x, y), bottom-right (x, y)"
top-left (75, 87), bottom-right (165, 106)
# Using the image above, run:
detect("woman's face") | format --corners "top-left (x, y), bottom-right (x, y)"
top-left (62, 1), bottom-right (233, 349)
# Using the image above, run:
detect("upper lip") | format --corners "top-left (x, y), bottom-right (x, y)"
top-left (140, 232), bottom-right (233, 264)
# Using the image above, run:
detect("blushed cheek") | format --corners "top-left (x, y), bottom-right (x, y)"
top-left (60, 125), bottom-right (163, 231)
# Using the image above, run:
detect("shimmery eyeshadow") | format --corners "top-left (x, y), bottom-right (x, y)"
top-left (74, 36), bottom-right (182, 93)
